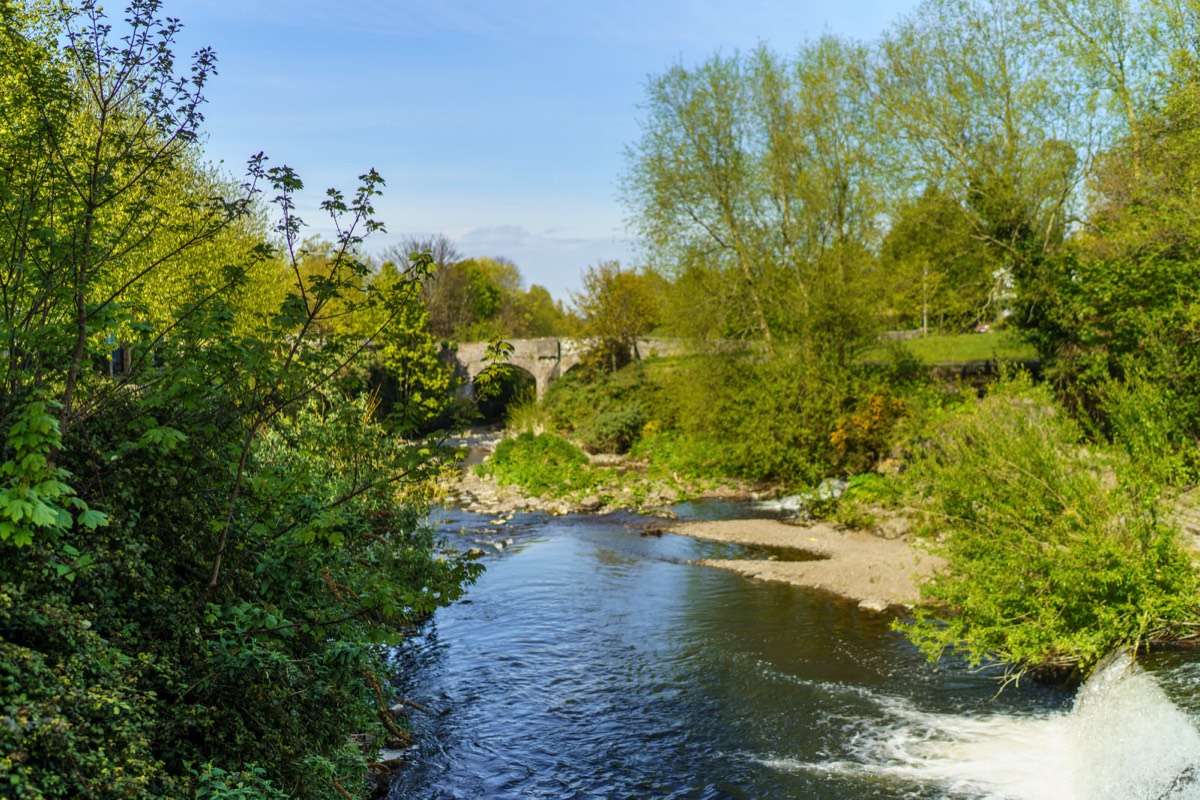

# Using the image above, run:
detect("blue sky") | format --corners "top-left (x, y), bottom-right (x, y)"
top-left (170, 1), bottom-right (916, 302)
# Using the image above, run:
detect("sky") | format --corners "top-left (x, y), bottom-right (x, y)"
top-left (169, 1), bottom-right (917, 302)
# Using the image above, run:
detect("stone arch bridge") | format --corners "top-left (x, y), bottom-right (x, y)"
top-left (449, 337), bottom-right (685, 399)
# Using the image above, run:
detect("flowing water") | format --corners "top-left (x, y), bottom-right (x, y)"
top-left (388, 504), bottom-right (1200, 799)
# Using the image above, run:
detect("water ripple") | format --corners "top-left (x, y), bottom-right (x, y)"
top-left (389, 513), bottom-right (1200, 799)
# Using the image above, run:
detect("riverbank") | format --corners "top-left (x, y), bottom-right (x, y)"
top-left (675, 517), bottom-right (942, 612)
top-left (442, 449), bottom-right (937, 612)
top-left (441, 435), bottom-right (761, 517)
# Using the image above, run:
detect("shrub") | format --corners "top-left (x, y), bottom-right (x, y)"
top-left (543, 362), bottom-right (662, 436)
top-left (0, 7), bottom-right (481, 795)
top-left (481, 433), bottom-right (601, 497)
top-left (629, 430), bottom-right (728, 482)
top-left (830, 391), bottom-right (907, 474)
top-left (900, 375), bottom-right (1199, 682)
top-left (663, 350), bottom-right (854, 485)
top-left (575, 405), bottom-right (647, 454)
top-left (504, 389), bottom-right (546, 435)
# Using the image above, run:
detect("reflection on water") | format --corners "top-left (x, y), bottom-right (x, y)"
top-left (391, 509), bottom-right (1200, 799)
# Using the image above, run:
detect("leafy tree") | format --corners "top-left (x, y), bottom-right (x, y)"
top-left (0, 4), bottom-right (480, 799)
top-left (624, 38), bottom-right (885, 361)
top-left (879, 186), bottom-right (1004, 331)
top-left (417, 254), bottom-right (572, 340)
top-left (873, 0), bottom-right (1086, 336)
top-left (360, 259), bottom-right (456, 435)
top-left (572, 260), bottom-right (664, 372)
top-left (382, 234), bottom-right (462, 337)
top-left (901, 375), bottom-right (1199, 681)
top-left (512, 282), bottom-right (576, 337)
top-left (1031, 52), bottom-right (1200, 438)
top-left (625, 51), bottom-right (779, 350)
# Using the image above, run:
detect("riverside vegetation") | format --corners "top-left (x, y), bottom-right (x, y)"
top-left (8, 0), bottom-right (1200, 798)
top-left (0, 3), bottom-right (502, 798)
top-left (479, 0), bottom-right (1200, 688)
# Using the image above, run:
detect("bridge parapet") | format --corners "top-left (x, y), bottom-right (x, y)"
top-left (447, 336), bottom-right (687, 398)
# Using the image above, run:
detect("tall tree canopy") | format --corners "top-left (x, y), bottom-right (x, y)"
top-left (623, 38), bottom-right (885, 361)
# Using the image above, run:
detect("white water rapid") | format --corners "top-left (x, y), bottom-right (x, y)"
top-left (826, 650), bottom-right (1200, 799)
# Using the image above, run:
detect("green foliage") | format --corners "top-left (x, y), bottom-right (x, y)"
top-left (360, 260), bottom-right (457, 435)
top-left (899, 376), bottom-right (1200, 680)
top-left (628, 430), bottom-right (730, 483)
top-left (859, 330), bottom-right (1037, 364)
top-left (571, 260), bottom-right (664, 373)
top-left (504, 389), bottom-right (546, 436)
top-left (825, 472), bottom-right (904, 529)
top-left (0, 5), bottom-right (481, 798)
top-left (624, 40), bottom-right (884, 357)
top-left (575, 405), bottom-right (648, 455)
top-left (0, 398), bottom-right (106, 548)
top-left (879, 186), bottom-right (1004, 332)
top-left (829, 390), bottom-right (907, 474)
top-left (192, 764), bottom-right (289, 800)
top-left (875, 0), bottom-right (1082, 341)
top-left (841, 472), bottom-right (899, 504)
top-left (1022, 61), bottom-right (1200, 444)
top-left (543, 362), bottom-right (664, 454)
top-left (666, 350), bottom-right (854, 484)
top-left (480, 433), bottom-right (602, 498)
top-left (573, 336), bottom-right (635, 379)
top-left (540, 351), bottom-right (863, 487)
top-left (1098, 364), bottom-right (1197, 489)
top-left (405, 251), bottom-right (574, 341)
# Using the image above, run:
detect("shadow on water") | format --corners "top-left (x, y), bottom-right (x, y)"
top-left (392, 507), bottom-right (1200, 799)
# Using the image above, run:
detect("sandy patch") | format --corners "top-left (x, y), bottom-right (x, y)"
top-left (674, 518), bottom-right (942, 612)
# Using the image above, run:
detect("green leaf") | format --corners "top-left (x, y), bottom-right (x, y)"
top-left (78, 510), bottom-right (109, 530)
top-left (29, 502), bottom-right (58, 527)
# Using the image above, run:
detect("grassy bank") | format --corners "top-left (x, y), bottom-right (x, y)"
top-left (861, 330), bottom-right (1037, 364)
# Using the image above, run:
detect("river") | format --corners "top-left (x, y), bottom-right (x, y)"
top-left (387, 502), bottom-right (1200, 799)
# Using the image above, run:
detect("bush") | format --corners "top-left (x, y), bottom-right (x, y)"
top-left (542, 362), bottom-right (671, 454)
top-left (629, 430), bottom-right (729, 482)
top-left (504, 389), bottom-right (546, 435)
top-left (0, 7), bottom-right (482, 795)
top-left (664, 350), bottom-right (854, 485)
top-left (575, 405), bottom-right (647, 454)
top-left (830, 391), bottom-right (907, 474)
top-left (481, 433), bottom-right (602, 497)
top-left (899, 375), bottom-right (1200, 681)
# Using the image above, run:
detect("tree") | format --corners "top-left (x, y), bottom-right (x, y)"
top-left (626, 51), bottom-right (775, 349)
top-left (412, 253), bottom-right (572, 340)
top-left (879, 186), bottom-right (1004, 331)
top-left (873, 0), bottom-right (1087, 334)
top-left (1029, 51), bottom-right (1200, 436)
top-left (572, 260), bottom-right (663, 372)
top-left (0, 4), bottom-right (479, 798)
top-left (381, 233), bottom-right (461, 331)
top-left (623, 38), bottom-right (886, 362)
top-left (0, 0), bottom-right (228, 423)
top-left (385, 232), bottom-right (462, 273)
top-left (510, 283), bottom-right (576, 337)
top-left (359, 259), bottom-right (456, 435)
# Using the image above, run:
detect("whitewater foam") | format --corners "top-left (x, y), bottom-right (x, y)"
top-left (767, 650), bottom-right (1200, 799)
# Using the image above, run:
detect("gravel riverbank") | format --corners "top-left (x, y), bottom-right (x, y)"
top-left (674, 517), bottom-right (943, 612)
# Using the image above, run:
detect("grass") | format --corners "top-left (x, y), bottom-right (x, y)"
top-left (861, 330), bottom-right (1037, 364)
top-left (504, 389), bottom-right (546, 435)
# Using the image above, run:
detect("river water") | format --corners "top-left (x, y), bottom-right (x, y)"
top-left (388, 503), bottom-right (1200, 799)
